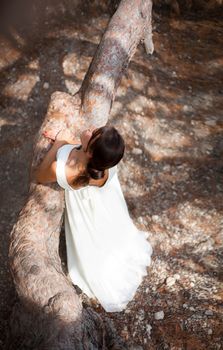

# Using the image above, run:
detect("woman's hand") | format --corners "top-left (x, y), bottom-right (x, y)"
top-left (43, 129), bottom-right (77, 144)
top-left (42, 129), bottom-right (64, 141)
top-left (55, 129), bottom-right (74, 142)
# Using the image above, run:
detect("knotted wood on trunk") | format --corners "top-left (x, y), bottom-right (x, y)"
top-left (8, 1), bottom-right (153, 349)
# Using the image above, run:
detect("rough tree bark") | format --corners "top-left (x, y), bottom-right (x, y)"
top-left (8, 1), bottom-right (153, 349)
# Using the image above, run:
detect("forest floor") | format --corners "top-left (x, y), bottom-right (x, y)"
top-left (0, 3), bottom-right (222, 349)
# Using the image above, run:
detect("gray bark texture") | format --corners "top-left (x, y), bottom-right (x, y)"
top-left (8, 1), bottom-right (153, 349)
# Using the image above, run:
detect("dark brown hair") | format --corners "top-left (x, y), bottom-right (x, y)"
top-left (72, 126), bottom-right (125, 188)
top-left (87, 126), bottom-right (125, 180)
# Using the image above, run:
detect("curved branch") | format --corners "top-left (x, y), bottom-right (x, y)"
top-left (80, 0), bottom-right (153, 127)
top-left (8, 1), bottom-right (153, 349)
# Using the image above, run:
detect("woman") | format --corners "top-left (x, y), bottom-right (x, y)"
top-left (35, 126), bottom-right (152, 312)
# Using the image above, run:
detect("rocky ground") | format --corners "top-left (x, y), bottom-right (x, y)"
top-left (0, 3), bottom-right (222, 349)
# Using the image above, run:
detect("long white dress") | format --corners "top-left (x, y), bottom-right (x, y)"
top-left (56, 144), bottom-right (152, 312)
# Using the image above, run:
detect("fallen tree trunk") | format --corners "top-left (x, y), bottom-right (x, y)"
top-left (8, 1), bottom-right (153, 349)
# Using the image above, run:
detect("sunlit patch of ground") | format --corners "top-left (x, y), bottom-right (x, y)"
top-left (0, 4), bottom-right (222, 349)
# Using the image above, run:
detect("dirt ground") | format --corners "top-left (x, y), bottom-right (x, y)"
top-left (0, 3), bottom-right (222, 349)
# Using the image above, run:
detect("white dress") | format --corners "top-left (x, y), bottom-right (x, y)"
top-left (56, 144), bottom-right (152, 312)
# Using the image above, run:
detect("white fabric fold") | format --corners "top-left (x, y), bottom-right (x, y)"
top-left (56, 144), bottom-right (152, 312)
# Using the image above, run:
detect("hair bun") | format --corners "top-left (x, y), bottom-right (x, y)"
top-left (87, 164), bottom-right (105, 180)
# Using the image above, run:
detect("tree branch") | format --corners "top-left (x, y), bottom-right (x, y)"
top-left (8, 1), bottom-right (153, 348)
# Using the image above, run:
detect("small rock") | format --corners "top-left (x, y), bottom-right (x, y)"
top-left (166, 274), bottom-right (180, 287)
top-left (132, 147), bottom-right (143, 155)
top-left (43, 82), bottom-right (50, 89)
top-left (205, 310), bottom-right (214, 316)
top-left (183, 105), bottom-right (193, 113)
top-left (207, 329), bottom-right (213, 335)
top-left (166, 276), bottom-right (176, 287)
top-left (183, 303), bottom-right (188, 308)
top-left (204, 119), bottom-right (217, 126)
top-left (154, 310), bottom-right (164, 320)
top-left (163, 164), bottom-right (171, 172)
top-left (146, 324), bottom-right (152, 336)
top-left (137, 309), bottom-right (145, 321)
top-left (152, 215), bottom-right (159, 222)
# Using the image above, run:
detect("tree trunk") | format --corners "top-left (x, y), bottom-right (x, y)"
top-left (8, 1), bottom-right (153, 349)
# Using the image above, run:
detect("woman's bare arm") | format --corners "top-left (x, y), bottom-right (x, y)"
top-left (34, 140), bottom-right (65, 184)
top-left (42, 129), bottom-right (80, 145)
top-left (34, 129), bottom-right (79, 184)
